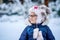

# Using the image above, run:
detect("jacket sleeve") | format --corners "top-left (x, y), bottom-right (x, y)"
top-left (19, 26), bottom-right (28, 40)
top-left (46, 25), bottom-right (55, 40)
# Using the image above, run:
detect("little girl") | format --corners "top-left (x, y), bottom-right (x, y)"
top-left (19, 5), bottom-right (55, 40)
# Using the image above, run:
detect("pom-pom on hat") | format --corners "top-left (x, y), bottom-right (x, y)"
top-left (29, 5), bottom-right (40, 16)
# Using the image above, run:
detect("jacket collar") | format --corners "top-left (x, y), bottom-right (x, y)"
top-left (31, 23), bottom-right (42, 28)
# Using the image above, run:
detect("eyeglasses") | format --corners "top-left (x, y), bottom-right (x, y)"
top-left (29, 15), bottom-right (37, 17)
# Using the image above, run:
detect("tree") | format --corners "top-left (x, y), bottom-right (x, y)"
top-left (44, 0), bottom-right (49, 7)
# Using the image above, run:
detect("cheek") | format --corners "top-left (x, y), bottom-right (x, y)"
top-left (29, 17), bottom-right (33, 21)
top-left (29, 17), bottom-right (37, 21)
top-left (33, 17), bottom-right (37, 20)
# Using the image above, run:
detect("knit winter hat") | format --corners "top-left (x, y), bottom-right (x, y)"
top-left (25, 5), bottom-right (51, 25)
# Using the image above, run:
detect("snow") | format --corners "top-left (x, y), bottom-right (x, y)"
top-left (0, 16), bottom-right (27, 40)
top-left (0, 0), bottom-right (60, 40)
top-left (0, 16), bottom-right (60, 40)
top-left (48, 18), bottom-right (60, 40)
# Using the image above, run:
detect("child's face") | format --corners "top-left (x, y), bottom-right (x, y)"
top-left (29, 12), bottom-right (37, 24)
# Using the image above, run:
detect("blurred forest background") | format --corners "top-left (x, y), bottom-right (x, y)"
top-left (0, 0), bottom-right (60, 40)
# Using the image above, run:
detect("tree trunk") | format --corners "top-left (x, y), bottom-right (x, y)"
top-left (0, 0), bottom-right (3, 4)
top-left (44, 0), bottom-right (49, 7)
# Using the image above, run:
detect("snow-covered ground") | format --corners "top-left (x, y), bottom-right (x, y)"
top-left (0, 15), bottom-right (60, 40)
top-left (0, 0), bottom-right (60, 40)
top-left (48, 18), bottom-right (60, 40)
top-left (0, 16), bottom-right (27, 40)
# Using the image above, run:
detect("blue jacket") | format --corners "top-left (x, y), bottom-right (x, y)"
top-left (19, 24), bottom-right (55, 40)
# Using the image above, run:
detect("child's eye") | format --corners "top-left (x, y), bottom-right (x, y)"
top-left (29, 15), bottom-right (37, 17)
